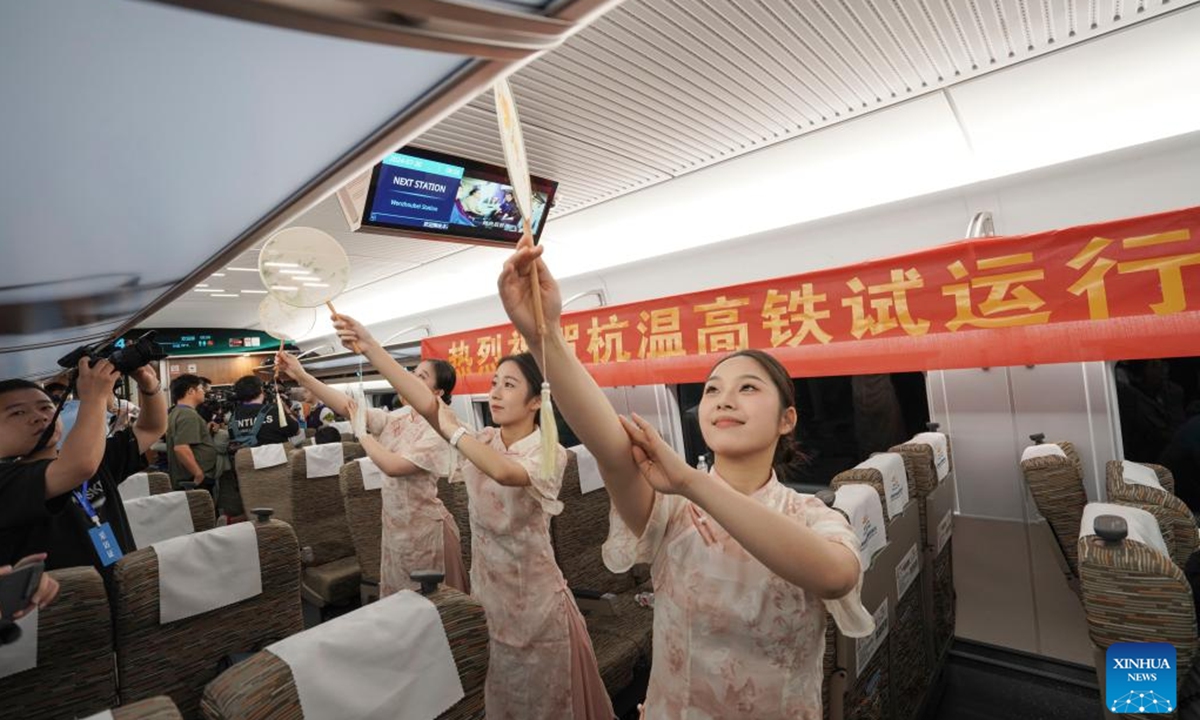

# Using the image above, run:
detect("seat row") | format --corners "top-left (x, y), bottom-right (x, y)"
top-left (0, 511), bottom-right (488, 720)
top-left (816, 425), bottom-right (957, 720)
top-left (1020, 440), bottom-right (1200, 718)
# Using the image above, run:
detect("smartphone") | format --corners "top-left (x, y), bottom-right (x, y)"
top-left (0, 561), bottom-right (44, 619)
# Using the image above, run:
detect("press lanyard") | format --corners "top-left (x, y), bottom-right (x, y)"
top-left (74, 480), bottom-right (101, 527)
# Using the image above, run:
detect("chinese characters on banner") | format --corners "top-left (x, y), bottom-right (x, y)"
top-left (423, 206), bottom-right (1200, 392)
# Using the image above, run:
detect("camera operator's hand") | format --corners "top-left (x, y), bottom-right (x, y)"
top-left (131, 365), bottom-right (160, 395)
top-left (1, 554), bottom-right (60, 619)
top-left (75, 357), bottom-right (120, 404)
top-left (274, 351), bottom-right (308, 382)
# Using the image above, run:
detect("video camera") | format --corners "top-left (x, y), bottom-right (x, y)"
top-left (58, 330), bottom-right (167, 375)
top-left (199, 386), bottom-right (237, 424)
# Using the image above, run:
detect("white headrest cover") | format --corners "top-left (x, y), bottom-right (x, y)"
top-left (251, 444), bottom-right (288, 469)
top-left (855, 452), bottom-right (909, 521)
top-left (124, 491), bottom-right (195, 548)
top-left (267, 590), bottom-right (465, 720)
top-left (119, 472), bottom-right (151, 500)
top-left (833, 484), bottom-right (888, 563)
top-left (1080, 502), bottom-right (1171, 559)
top-left (1121, 461), bottom-right (1164, 490)
top-left (154, 522), bottom-right (263, 623)
top-left (1021, 444), bottom-right (1067, 462)
top-left (303, 443), bottom-right (346, 478)
top-left (910, 432), bottom-right (950, 480)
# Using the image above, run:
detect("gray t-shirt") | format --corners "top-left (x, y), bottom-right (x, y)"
top-left (166, 404), bottom-right (219, 484)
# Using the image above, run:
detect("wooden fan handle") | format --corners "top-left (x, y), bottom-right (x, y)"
top-left (326, 301), bottom-right (363, 354)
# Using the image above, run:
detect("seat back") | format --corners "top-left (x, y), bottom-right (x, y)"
top-left (438, 477), bottom-right (472, 573)
top-left (147, 471), bottom-right (173, 495)
top-left (339, 459), bottom-right (382, 587)
top-left (200, 586), bottom-right (489, 720)
top-left (0, 567), bottom-right (115, 719)
top-left (233, 444), bottom-right (294, 524)
top-left (111, 696), bottom-right (185, 720)
top-left (551, 451), bottom-right (636, 595)
top-left (1106, 460), bottom-right (1197, 567)
top-left (832, 464), bottom-right (927, 720)
top-left (185, 488), bottom-right (217, 532)
top-left (1077, 510), bottom-right (1198, 713)
top-left (889, 434), bottom-right (956, 665)
top-left (1020, 441), bottom-right (1088, 576)
top-left (287, 442), bottom-right (363, 566)
top-left (112, 519), bottom-right (303, 717)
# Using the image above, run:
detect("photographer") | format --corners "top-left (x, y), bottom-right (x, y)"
top-left (231, 375), bottom-right (299, 447)
top-left (0, 358), bottom-right (167, 576)
top-left (166, 374), bottom-right (219, 493)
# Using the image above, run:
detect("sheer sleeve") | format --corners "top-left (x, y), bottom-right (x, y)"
top-left (795, 494), bottom-right (875, 638)
top-left (520, 442), bottom-right (567, 516)
top-left (365, 408), bottom-right (390, 437)
top-left (399, 417), bottom-right (451, 476)
top-left (601, 492), bottom-right (680, 574)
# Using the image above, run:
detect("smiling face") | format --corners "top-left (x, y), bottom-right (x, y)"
top-left (488, 359), bottom-right (540, 428)
top-left (698, 354), bottom-right (796, 462)
top-left (0, 388), bottom-right (61, 459)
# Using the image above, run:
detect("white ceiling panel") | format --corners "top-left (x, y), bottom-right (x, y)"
top-left (412, 0), bottom-right (1198, 219)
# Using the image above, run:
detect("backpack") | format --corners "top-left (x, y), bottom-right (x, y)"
top-left (229, 404), bottom-right (272, 450)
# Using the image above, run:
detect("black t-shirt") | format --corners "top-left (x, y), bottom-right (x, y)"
top-left (233, 402), bottom-right (298, 446)
top-left (0, 428), bottom-right (140, 575)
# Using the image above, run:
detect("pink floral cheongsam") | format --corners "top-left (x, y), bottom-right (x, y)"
top-left (367, 407), bottom-right (464, 596)
top-left (455, 427), bottom-right (612, 720)
top-left (603, 471), bottom-right (874, 720)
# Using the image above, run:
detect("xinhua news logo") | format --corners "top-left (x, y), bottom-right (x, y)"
top-left (1106, 642), bottom-right (1176, 714)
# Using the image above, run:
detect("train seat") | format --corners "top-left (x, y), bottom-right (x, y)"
top-left (1020, 439), bottom-right (1089, 589)
top-left (834, 455), bottom-right (928, 720)
top-left (339, 458), bottom-right (384, 604)
top-left (1077, 508), bottom-right (1200, 718)
top-left (437, 477), bottom-right (473, 574)
top-left (0, 566), bottom-right (116, 720)
top-left (890, 429), bottom-right (956, 665)
top-left (1106, 460), bottom-right (1197, 567)
top-left (233, 444), bottom-right (294, 524)
top-left (200, 580), bottom-right (489, 720)
top-left (287, 442), bottom-right (365, 608)
top-left (123, 490), bottom-right (216, 549)
top-left (112, 515), bottom-right (303, 717)
top-left (119, 471), bottom-right (174, 499)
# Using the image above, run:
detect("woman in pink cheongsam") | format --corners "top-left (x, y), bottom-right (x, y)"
top-left (333, 315), bottom-right (613, 720)
top-left (276, 349), bottom-right (468, 596)
top-left (496, 240), bottom-right (876, 720)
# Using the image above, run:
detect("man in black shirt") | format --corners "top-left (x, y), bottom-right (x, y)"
top-left (231, 375), bottom-right (299, 447)
top-left (0, 358), bottom-right (167, 577)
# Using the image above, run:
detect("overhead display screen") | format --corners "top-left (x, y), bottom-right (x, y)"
top-left (119, 329), bottom-right (291, 356)
top-left (360, 146), bottom-right (558, 246)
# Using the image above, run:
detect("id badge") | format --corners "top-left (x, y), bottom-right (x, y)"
top-left (88, 522), bottom-right (124, 567)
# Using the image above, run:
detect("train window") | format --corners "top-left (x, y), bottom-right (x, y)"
top-left (1115, 356), bottom-right (1200, 511)
top-left (677, 371), bottom-right (930, 488)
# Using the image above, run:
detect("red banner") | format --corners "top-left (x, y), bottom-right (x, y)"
top-left (423, 206), bottom-right (1200, 394)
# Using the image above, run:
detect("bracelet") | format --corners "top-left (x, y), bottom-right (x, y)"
top-left (138, 383), bottom-right (162, 395)
top-left (449, 427), bottom-right (468, 448)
